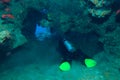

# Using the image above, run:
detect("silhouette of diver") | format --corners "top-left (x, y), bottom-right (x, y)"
top-left (58, 35), bottom-right (97, 71)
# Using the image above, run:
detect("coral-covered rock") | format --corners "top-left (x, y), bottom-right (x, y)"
top-left (99, 27), bottom-right (120, 56)
top-left (0, 23), bottom-right (27, 54)
top-left (59, 13), bottom-right (71, 33)
top-left (12, 29), bottom-right (27, 49)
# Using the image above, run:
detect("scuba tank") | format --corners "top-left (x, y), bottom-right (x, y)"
top-left (58, 37), bottom-right (76, 62)
top-left (63, 38), bottom-right (75, 53)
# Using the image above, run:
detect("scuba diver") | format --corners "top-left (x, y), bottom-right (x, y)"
top-left (58, 36), bottom-right (97, 71)
top-left (34, 19), bottom-right (51, 41)
top-left (34, 8), bottom-right (53, 41)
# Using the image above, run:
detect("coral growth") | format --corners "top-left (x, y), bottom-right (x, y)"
top-left (88, 0), bottom-right (113, 18)
top-left (88, 8), bottom-right (111, 18)
top-left (0, 30), bottom-right (11, 44)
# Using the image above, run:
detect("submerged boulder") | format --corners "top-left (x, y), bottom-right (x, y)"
top-left (0, 24), bottom-right (27, 54)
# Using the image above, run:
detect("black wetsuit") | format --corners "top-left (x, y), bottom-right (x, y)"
top-left (58, 37), bottom-right (90, 65)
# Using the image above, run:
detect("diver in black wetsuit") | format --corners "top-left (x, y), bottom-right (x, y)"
top-left (58, 36), bottom-right (97, 71)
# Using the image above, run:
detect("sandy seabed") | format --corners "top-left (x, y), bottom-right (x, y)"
top-left (0, 40), bottom-right (119, 80)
